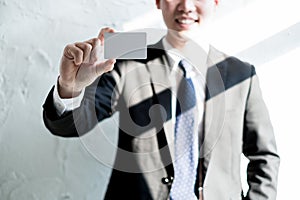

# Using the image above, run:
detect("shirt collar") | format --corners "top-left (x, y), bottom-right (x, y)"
top-left (162, 37), bottom-right (209, 76)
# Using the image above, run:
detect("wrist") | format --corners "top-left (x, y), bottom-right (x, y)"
top-left (58, 77), bottom-right (82, 98)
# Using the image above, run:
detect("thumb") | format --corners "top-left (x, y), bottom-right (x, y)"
top-left (95, 59), bottom-right (116, 75)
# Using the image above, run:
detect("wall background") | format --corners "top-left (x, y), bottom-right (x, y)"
top-left (0, 0), bottom-right (299, 199)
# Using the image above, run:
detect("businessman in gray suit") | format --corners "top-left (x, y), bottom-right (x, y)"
top-left (43, 0), bottom-right (280, 199)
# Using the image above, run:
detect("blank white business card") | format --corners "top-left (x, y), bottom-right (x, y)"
top-left (104, 32), bottom-right (147, 59)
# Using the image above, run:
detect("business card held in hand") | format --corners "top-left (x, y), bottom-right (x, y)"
top-left (104, 32), bottom-right (147, 59)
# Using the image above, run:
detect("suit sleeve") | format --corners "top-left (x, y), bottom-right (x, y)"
top-left (42, 65), bottom-right (121, 137)
top-left (243, 66), bottom-right (280, 200)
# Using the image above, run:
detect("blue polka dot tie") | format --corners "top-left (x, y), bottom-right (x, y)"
top-left (170, 60), bottom-right (199, 200)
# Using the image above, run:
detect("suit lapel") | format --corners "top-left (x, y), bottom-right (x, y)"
top-left (146, 50), bottom-right (175, 162)
top-left (201, 46), bottom-right (228, 164)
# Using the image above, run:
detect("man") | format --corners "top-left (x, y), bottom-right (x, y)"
top-left (43, 0), bottom-right (280, 199)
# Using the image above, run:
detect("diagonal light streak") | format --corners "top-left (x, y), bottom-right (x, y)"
top-left (236, 22), bottom-right (300, 66)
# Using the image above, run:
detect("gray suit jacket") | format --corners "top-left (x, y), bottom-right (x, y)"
top-left (43, 39), bottom-right (279, 200)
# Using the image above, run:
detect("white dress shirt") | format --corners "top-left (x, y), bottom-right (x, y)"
top-left (162, 37), bottom-right (206, 140)
top-left (53, 80), bottom-right (85, 116)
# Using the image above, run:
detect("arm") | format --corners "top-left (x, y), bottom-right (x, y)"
top-left (43, 70), bottom-right (118, 137)
top-left (243, 66), bottom-right (280, 200)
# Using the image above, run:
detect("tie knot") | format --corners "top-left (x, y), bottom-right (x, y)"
top-left (178, 59), bottom-right (193, 78)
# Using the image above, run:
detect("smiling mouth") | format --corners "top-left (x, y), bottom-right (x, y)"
top-left (175, 18), bottom-right (199, 25)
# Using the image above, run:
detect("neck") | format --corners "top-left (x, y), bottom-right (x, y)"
top-left (165, 30), bottom-right (188, 50)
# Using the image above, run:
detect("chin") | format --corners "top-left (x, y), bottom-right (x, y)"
top-left (179, 25), bottom-right (200, 35)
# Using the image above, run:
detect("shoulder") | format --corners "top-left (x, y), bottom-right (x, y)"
top-left (209, 46), bottom-right (256, 77)
top-left (207, 46), bottom-right (257, 94)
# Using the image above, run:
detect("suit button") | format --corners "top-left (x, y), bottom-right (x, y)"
top-left (161, 176), bottom-right (173, 185)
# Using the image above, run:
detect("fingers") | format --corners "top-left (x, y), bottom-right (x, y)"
top-left (98, 27), bottom-right (115, 45)
top-left (64, 38), bottom-right (101, 65)
top-left (75, 42), bottom-right (93, 64)
top-left (63, 44), bottom-right (84, 66)
top-left (63, 27), bottom-right (116, 66)
top-left (85, 38), bottom-right (102, 64)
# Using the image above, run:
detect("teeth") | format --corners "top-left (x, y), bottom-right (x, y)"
top-left (178, 19), bottom-right (194, 24)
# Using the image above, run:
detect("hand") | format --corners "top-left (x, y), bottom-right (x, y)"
top-left (58, 27), bottom-right (116, 98)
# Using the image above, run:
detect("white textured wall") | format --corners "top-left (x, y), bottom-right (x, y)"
top-left (0, 0), bottom-right (299, 199)
top-left (0, 0), bottom-right (155, 199)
